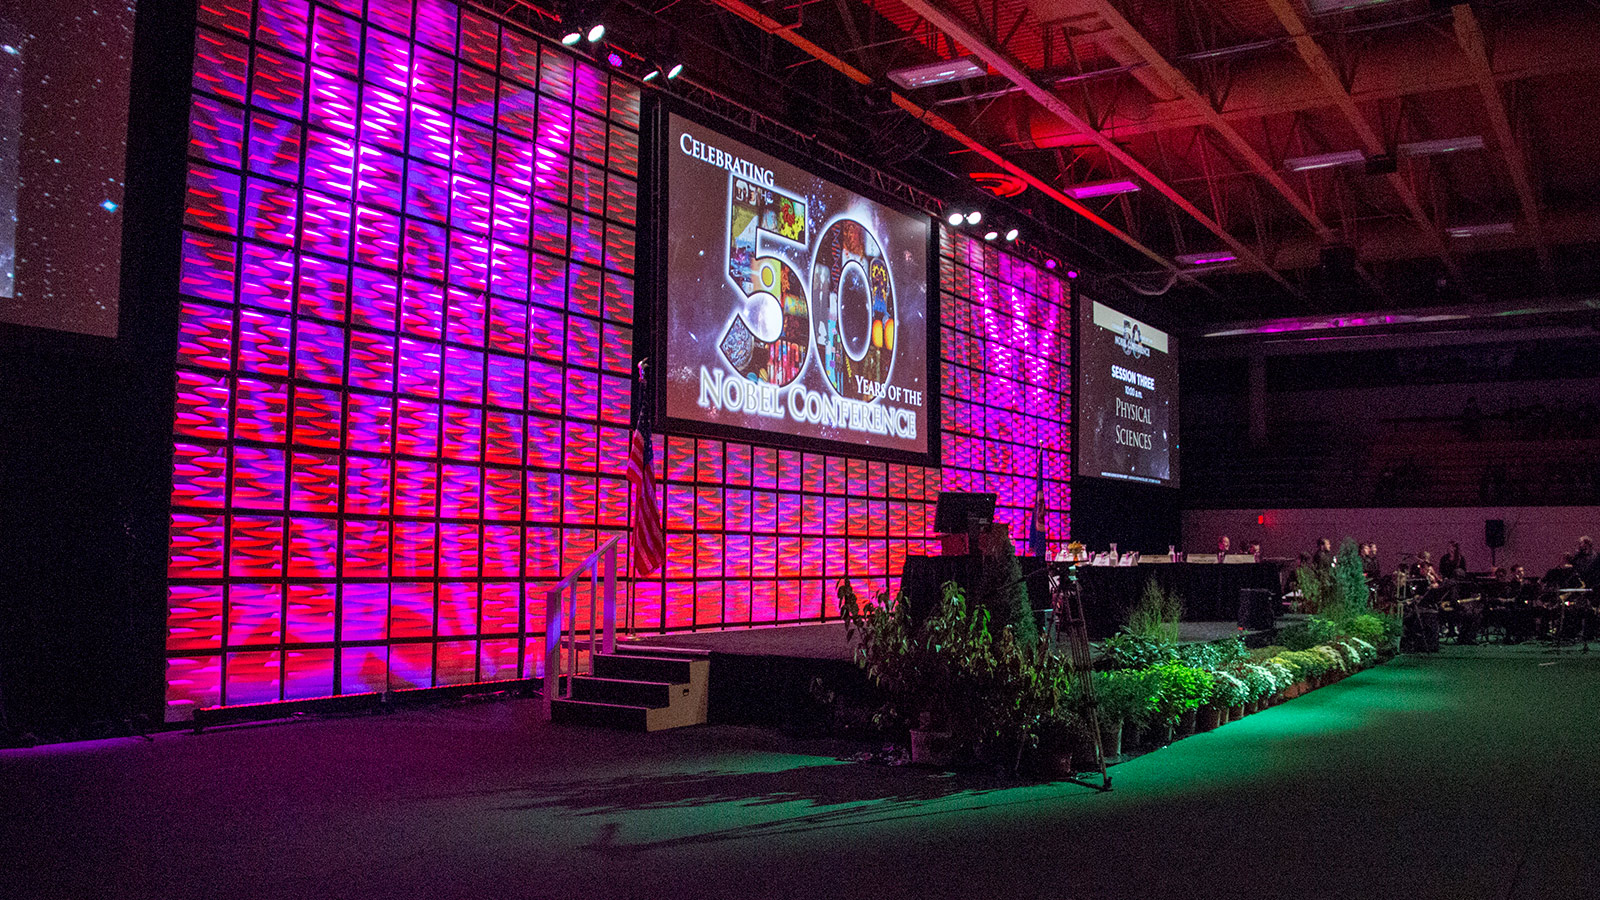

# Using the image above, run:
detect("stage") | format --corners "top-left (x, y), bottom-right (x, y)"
top-left (618, 619), bottom-right (1276, 728)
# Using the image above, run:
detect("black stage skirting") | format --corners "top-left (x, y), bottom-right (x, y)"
top-left (901, 555), bottom-right (1289, 640)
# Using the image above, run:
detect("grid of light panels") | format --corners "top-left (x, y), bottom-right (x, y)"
top-left (165, 0), bottom-right (1072, 711)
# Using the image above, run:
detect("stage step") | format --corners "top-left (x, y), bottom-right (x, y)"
top-left (551, 653), bottom-right (709, 732)
top-left (593, 652), bottom-right (695, 684)
top-left (570, 675), bottom-right (677, 708)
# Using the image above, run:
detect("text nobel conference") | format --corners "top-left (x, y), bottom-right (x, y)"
top-left (697, 367), bottom-right (918, 440)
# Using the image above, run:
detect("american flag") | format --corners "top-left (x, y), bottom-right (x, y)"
top-left (627, 362), bottom-right (665, 576)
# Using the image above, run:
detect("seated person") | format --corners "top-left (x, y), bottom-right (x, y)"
top-left (1567, 536), bottom-right (1597, 586)
top-left (1439, 541), bottom-right (1468, 580)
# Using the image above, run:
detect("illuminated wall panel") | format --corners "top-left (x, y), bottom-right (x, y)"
top-left (168, 0), bottom-right (639, 710)
top-left (167, 0), bottom-right (1070, 710)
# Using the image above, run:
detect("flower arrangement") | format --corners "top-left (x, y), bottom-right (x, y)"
top-left (1210, 670), bottom-right (1249, 707)
top-left (1313, 645), bottom-right (1348, 674)
top-left (1235, 663), bottom-right (1276, 702)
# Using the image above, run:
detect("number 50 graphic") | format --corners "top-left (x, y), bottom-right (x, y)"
top-left (716, 176), bottom-right (897, 403)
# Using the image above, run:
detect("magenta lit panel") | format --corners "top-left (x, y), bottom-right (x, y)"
top-left (168, 0), bottom-right (641, 711)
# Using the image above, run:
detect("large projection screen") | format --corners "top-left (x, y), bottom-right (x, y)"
top-left (663, 112), bottom-right (933, 460)
top-left (0, 0), bottom-right (133, 338)
top-left (1077, 298), bottom-right (1179, 487)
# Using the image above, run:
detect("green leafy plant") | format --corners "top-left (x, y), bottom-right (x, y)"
top-left (1295, 564), bottom-right (1330, 614)
top-left (1149, 663), bottom-right (1214, 725)
top-left (1327, 537), bottom-right (1372, 623)
top-left (840, 578), bottom-right (1064, 763)
top-left (973, 531), bottom-right (1038, 647)
top-left (1126, 577), bottom-right (1182, 643)
top-left (1099, 633), bottom-right (1178, 670)
top-left (1209, 670), bottom-right (1249, 707)
top-left (1344, 614), bottom-right (1387, 644)
top-left (1090, 669), bottom-right (1159, 728)
top-left (1234, 663), bottom-right (1276, 702)
top-left (1263, 660), bottom-right (1294, 690)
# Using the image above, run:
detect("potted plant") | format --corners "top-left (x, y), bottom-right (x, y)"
top-left (1088, 670), bottom-right (1149, 758)
top-left (840, 578), bottom-right (1059, 770)
top-left (1150, 663), bottom-right (1213, 737)
top-left (1210, 670), bottom-right (1248, 723)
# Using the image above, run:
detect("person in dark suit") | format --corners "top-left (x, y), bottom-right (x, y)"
top-left (1439, 541), bottom-right (1468, 580)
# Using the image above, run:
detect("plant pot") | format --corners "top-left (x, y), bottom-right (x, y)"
top-left (1229, 704), bottom-right (1245, 721)
top-left (1216, 705), bottom-right (1231, 725)
top-left (1123, 719), bottom-right (1141, 750)
top-left (1156, 721), bottom-right (1175, 746)
top-left (1178, 707), bottom-right (1197, 735)
top-left (908, 728), bottom-right (955, 768)
top-left (1198, 705), bottom-right (1220, 731)
top-left (1099, 717), bottom-right (1124, 758)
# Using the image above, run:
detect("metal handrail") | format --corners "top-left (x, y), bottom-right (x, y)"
top-left (543, 534), bottom-right (621, 719)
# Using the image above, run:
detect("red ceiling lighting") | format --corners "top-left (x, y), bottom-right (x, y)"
top-left (969, 171), bottom-right (1027, 197)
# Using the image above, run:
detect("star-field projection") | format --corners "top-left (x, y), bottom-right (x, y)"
top-left (0, 3), bottom-right (134, 338)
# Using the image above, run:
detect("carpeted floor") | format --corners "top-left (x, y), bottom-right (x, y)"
top-left (2, 647), bottom-right (1597, 900)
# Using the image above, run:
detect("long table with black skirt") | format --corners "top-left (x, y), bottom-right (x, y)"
top-left (899, 555), bottom-right (1290, 640)
top-left (1068, 561), bottom-right (1289, 639)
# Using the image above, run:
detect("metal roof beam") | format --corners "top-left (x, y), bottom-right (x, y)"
top-left (1265, 0), bottom-right (1466, 288)
top-left (1452, 4), bottom-right (1553, 283)
top-left (705, 0), bottom-right (1176, 272)
top-left (895, 0), bottom-right (1296, 294)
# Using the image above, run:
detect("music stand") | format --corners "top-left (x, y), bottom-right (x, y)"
top-left (933, 492), bottom-right (997, 535)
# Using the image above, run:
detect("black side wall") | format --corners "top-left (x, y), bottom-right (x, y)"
top-left (0, 1), bottom-right (193, 740)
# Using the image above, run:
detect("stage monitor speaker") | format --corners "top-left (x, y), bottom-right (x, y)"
top-left (1485, 518), bottom-right (1506, 549)
top-left (932, 491), bottom-right (997, 535)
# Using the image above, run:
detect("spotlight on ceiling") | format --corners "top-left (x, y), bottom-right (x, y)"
top-left (983, 230), bottom-right (999, 241)
top-left (1064, 179), bottom-right (1141, 200)
top-left (606, 51), bottom-right (623, 67)
top-left (886, 55), bottom-right (987, 90)
top-left (1175, 251), bottom-right (1238, 266)
top-left (560, 0), bottom-right (604, 47)
top-left (1004, 228), bottom-right (1019, 242)
top-left (666, 62), bottom-right (683, 79)
top-left (1044, 259), bottom-right (1056, 270)
top-left (947, 211), bottom-right (964, 227)
top-left (1284, 150), bottom-right (1366, 172)
top-left (643, 68), bottom-right (659, 82)
top-left (965, 211), bottom-right (981, 225)
top-left (1066, 269), bottom-right (1079, 279)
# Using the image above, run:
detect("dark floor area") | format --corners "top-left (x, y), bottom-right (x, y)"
top-left (3, 647), bottom-right (1597, 900)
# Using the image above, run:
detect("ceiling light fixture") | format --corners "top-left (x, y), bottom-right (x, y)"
top-left (1004, 228), bottom-right (1019, 242)
top-left (1064, 179), bottom-right (1141, 200)
top-left (965, 211), bottom-right (981, 225)
top-left (1398, 135), bottom-right (1485, 157)
top-left (983, 230), bottom-right (999, 241)
top-left (1175, 252), bottom-right (1238, 266)
top-left (947, 212), bottom-right (964, 226)
top-left (1446, 222), bottom-right (1515, 238)
top-left (886, 56), bottom-right (987, 90)
top-left (1284, 150), bottom-right (1366, 172)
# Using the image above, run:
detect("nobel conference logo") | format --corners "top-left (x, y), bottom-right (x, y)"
top-left (1115, 319), bottom-right (1151, 359)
